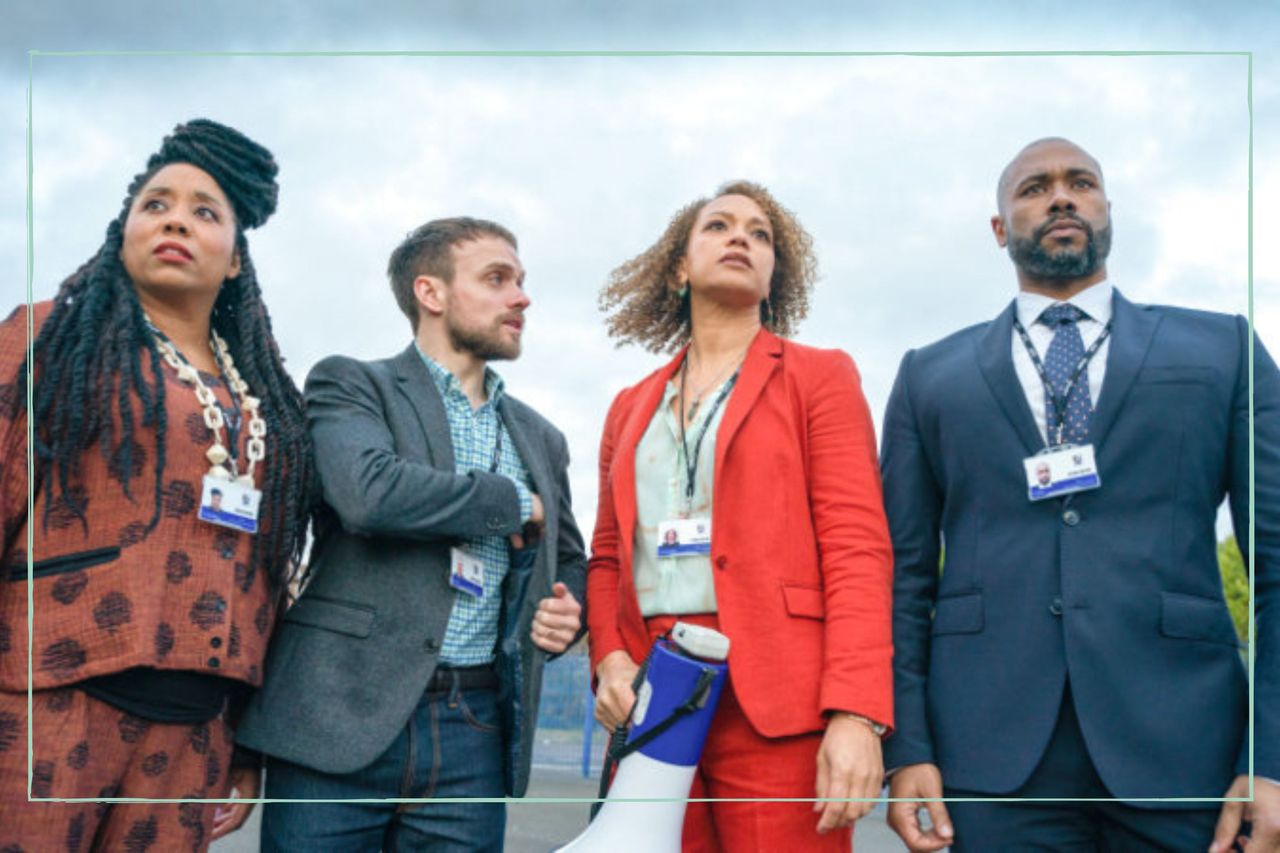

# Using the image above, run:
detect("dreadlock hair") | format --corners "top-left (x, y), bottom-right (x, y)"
top-left (9, 119), bottom-right (315, 593)
top-left (599, 180), bottom-right (818, 354)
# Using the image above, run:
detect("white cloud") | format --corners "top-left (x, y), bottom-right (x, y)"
top-left (0, 51), bottom-right (1269, 537)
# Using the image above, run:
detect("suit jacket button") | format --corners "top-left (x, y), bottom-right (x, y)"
top-left (1049, 597), bottom-right (1064, 616)
top-left (207, 657), bottom-right (221, 668)
top-left (210, 637), bottom-right (223, 649)
top-left (1062, 509), bottom-right (1080, 526)
top-left (424, 637), bottom-right (439, 652)
top-left (715, 555), bottom-right (728, 570)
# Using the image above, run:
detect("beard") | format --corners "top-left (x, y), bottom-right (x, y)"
top-left (446, 313), bottom-right (522, 361)
top-left (1008, 215), bottom-right (1112, 283)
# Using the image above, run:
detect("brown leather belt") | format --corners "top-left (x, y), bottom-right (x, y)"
top-left (425, 664), bottom-right (498, 693)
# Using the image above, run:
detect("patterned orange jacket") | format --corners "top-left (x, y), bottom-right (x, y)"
top-left (0, 301), bottom-right (275, 692)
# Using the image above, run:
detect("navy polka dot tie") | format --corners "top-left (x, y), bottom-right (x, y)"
top-left (1039, 303), bottom-right (1092, 445)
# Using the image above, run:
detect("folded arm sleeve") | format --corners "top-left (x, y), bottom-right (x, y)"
top-left (304, 355), bottom-right (522, 541)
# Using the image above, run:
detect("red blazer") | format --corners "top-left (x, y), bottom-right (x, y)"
top-left (587, 329), bottom-right (894, 737)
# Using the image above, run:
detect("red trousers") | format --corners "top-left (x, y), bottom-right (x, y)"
top-left (0, 686), bottom-right (233, 852)
top-left (640, 614), bottom-right (853, 853)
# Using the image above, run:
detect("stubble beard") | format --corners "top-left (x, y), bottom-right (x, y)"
top-left (446, 314), bottom-right (521, 362)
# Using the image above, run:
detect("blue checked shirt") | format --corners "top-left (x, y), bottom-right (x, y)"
top-left (418, 347), bottom-right (535, 666)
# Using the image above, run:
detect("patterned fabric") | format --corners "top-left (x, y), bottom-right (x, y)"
top-left (1038, 303), bottom-right (1094, 446)
top-left (0, 686), bottom-right (234, 852)
top-left (416, 349), bottom-right (534, 666)
top-left (0, 302), bottom-right (274, 692)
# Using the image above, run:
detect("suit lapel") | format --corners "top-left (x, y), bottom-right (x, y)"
top-left (496, 399), bottom-right (552, 611)
top-left (498, 400), bottom-right (553, 515)
top-left (1089, 289), bottom-right (1161, 451)
top-left (714, 329), bottom-right (782, 473)
top-left (392, 345), bottom-right (454, 470)
top-left (976, 300), bottom-right (1044, 456)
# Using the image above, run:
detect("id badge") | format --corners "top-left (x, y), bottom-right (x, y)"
top-left (656, 517), bottom-right (712, 558)
top-left (449, 547), bottom-right (486, 598)
top-left (1024, 444), bottom-right (1101, 501)
top-left (198, 474), bottom-right (260, 534)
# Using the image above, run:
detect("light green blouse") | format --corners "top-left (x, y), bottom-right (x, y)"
top-left (632, 376), bottom-right (734, 616)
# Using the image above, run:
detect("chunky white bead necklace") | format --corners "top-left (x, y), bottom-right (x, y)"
top-left (149, 325), bottom-right (266, 487)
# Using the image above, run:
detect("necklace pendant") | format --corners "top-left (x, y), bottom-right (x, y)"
top-left (205, 445), bottom-right (229, 466)
top-left (687, 398), bottom-right (701, 420)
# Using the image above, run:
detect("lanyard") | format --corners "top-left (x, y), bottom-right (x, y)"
top-left (678, 361), bottom-right (739, 512)
top-left (488, 424), bottom-right (503, 474)
top-left (1013, 316), bottom-right (1112, 447)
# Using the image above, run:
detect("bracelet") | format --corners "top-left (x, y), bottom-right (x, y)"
top-left (837, 712), bottom-right (888, 738)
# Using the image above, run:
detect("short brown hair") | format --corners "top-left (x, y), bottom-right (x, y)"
top-left (599, 180), bottom-right (817, 354)
top-left (387, 217), bottom-right (518, 330)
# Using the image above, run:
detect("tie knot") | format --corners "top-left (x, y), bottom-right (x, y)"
top-left (1039, 303), bottom-right (1086, 328)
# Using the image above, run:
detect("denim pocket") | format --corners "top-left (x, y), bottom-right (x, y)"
top-left (454, 690), bottom-right (501, 734)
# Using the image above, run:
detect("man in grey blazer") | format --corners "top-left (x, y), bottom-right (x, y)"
top-left (235, 217), bottom-right (587, 851)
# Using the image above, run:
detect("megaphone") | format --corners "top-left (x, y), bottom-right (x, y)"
top-left (559, 622), bottom-right (730, 853)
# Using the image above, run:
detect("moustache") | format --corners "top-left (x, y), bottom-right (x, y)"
top-left (1035, 215), bottom-right (1093, 242)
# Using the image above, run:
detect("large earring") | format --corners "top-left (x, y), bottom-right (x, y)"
top-left (675, 281), bottom-right (688, 299)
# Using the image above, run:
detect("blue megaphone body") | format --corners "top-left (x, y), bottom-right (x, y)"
top-left (559, 622), bottom-right (729, 853)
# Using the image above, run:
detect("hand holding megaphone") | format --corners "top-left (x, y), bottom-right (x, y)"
top-left (594, 650), bottom-right (641, 730)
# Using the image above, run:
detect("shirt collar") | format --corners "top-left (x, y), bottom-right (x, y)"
top-left (1016, 279), bottom-right (1113, 329)
top-left (415, 344), bottom-right (506, 406)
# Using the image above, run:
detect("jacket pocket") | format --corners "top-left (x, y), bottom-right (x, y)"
top-left (932, 592), bottom-right (984, 635)
top-left (1160, 591), bottom-right (1241, 647)
top-left (7, 546), bottom-right (121, 581)
top-left (781, 584), bottom-right (825, 620)
top-left (282, 595), bottom-right (376, 639)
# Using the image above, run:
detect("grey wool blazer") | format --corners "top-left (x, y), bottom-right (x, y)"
top-left (236, 345), bottom-right (588, 797)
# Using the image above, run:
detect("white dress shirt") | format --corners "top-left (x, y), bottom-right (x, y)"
top-left (1012, 280), bottom-right (1113, 447)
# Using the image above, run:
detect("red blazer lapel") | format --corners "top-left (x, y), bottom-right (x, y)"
top-left (714, 329), bottom-right (783, 475)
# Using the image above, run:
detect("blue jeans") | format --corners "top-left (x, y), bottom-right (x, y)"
top-left (261, 678), bottom-right (506, 852)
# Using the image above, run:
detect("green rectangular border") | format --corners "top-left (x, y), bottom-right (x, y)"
top-left (22, 49), bottom-right (1256, 810)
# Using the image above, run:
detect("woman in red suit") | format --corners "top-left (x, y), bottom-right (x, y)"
top-left (589, 181), bottom-right (894, 851)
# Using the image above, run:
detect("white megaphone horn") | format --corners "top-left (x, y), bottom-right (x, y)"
top-left (558, 622), bottom-right (730, 853)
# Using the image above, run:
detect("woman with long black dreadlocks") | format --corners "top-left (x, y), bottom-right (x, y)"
top-left (0, 119), bottom-right (315, 851)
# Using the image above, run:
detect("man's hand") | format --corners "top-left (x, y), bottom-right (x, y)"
top-left (1212, 775), bottom-right (1280, 852)
top-left (887, 763), bottom-right (954, 852)
top-left (530, 582), bottom-right (581, 654)
top-left (594, 650), bottom-right (640, 730)
top-left (813, 714), bottom-right (884, 833)
top-left (509, 493), bottom-right (545, 549)
top-left (210, 766), bottom-right (259, 841)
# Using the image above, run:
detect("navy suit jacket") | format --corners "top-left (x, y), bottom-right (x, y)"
top-left (881, 290), bottom-right (1278, 801)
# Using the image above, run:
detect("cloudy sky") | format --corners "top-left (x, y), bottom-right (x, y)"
top-left (3, 3), bottom-right (1276, 539)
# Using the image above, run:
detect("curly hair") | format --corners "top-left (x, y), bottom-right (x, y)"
top-left (8, 120), bottom-right (316, 593)
top-left (599, 180), bottom-right (817, 353)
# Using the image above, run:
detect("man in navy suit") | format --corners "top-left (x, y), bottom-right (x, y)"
top-left (881, 137), bottom-right (1279, 851)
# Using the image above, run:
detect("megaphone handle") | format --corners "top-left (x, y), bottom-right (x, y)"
top-left (590, 638), bottom-right (666, 820)
top-left (608, 667), bottom-right (717, 761)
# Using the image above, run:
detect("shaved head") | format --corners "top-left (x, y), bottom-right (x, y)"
top-left (997, 137), bottom-right (1104, 213)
